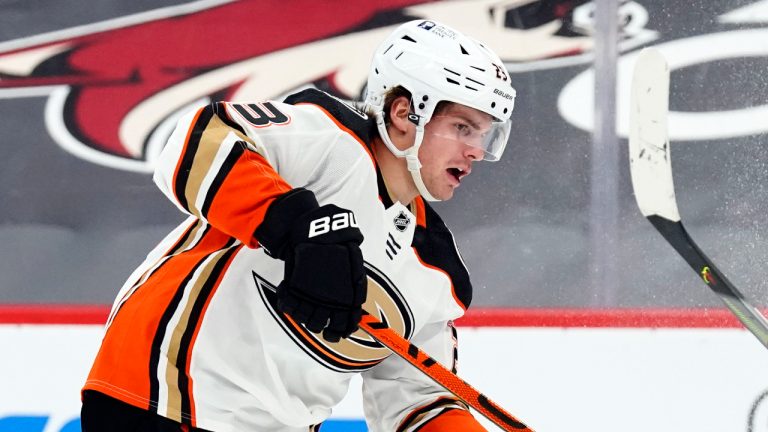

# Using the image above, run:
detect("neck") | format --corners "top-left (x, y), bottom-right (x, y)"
top-left (372, 136), bottom-right (419, 205)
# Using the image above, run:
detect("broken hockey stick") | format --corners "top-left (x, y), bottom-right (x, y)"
top-left (359, 312), bottom-right (534, 431)
top-left (628, 47), bottom-right (768, 349)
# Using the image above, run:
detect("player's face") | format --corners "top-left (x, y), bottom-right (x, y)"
top-left (418, 104), bottom-right (491, 200)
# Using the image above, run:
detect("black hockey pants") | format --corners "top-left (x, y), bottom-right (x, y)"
top-left (81, 390), bottom-right (213, 432)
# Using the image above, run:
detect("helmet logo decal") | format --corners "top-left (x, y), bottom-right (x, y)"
top-left (493, 63), bottom-right (509, 82)
top-left (418, 21), bottom-right (436, 30)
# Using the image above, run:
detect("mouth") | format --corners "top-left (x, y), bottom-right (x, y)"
top-left (447, 167), bottom-right (470, 184)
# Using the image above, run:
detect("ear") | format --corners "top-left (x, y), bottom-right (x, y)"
top-left (387, 96), bottom-right (412, 137)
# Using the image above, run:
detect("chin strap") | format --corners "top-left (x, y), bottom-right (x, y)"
top-left (374, 111), bottom-right (440, 202)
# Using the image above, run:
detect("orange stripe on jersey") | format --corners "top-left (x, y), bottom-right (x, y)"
top-left (412, 197), bottom-right (427, 228)
top-left (161, 244), bottom-right (237, 423)
top-left (205, 148), bottom-right (291, 248)
top-left (83, 226), bottom-right (234, 412)
top-left (417, 407), bottom-right (486, 432)
top-left (107, 219), bottom-right (205, 328)
top-left (283, 314), bottom-right (382, 368)
top-left (170, 104), bottom-right (292, 248)
top-left (412, 247), bottom-right (466, 312)
top-left (396, 396), bottom-right (468, 431)
top-left (295, 102), bottom-right (376, 169)
top-left (183, 244), bottom-right (243, 427)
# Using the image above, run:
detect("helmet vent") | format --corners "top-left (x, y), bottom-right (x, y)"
top-left (383, 44), bottom-right (394, 55)
top-left (446, 77), bottom-right (460, 85)
top-left (470, 65), bottom-right (486, 72)
top-left (466, 77), bottom-right (484, 86)
top-left (460, 44), bottom-right (469, 55)
top-left (401, 35), bottom-right (416, 43)
top-left (465, 85), bottom-right (478, 91)
top-left (443, 67), bottom-right (460, 76)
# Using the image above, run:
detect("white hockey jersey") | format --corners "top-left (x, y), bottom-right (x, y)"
top-left (84, 89), bottom-right (475, 432)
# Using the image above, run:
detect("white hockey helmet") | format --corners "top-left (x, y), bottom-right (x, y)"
top-left (364, 20), bottom-right (516, 201)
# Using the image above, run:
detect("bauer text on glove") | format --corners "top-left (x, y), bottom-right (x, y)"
top-left (255, 188), bottom-right (367, 342)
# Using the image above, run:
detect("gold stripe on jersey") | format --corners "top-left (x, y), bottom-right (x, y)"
top-left (173, 219), bottom-right (210, 254)
top-left (182, 113), bottom-right (255, 219)
top-left (106, 219), bottom-right (208, 329)
top-left (159, 241), bottom-right (242, 423)
top-left (171, 104), bottom-right (292, 247)
top-left (162, 247), bottom-right (229, 419)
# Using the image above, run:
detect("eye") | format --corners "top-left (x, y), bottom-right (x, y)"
top-left (454, 122), bottom-right (472, 137)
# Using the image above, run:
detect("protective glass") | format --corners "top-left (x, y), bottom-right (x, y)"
top-left (426, 115), bottom-right (511, 161)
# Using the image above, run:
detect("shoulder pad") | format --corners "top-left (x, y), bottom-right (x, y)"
top-left (284, 89), bottom-right (373, 143)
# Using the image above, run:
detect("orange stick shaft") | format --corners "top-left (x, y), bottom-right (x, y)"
top-left (358, 312), bottom-right (534, 432)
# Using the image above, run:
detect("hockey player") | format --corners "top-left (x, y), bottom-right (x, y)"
top-left (81, 19), bottom-right (515, 432)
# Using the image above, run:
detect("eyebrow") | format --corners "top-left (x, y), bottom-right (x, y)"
top-left (452, 114), bottom-right (481, 130)
top-left (454, 114), bottom-right (491, 132)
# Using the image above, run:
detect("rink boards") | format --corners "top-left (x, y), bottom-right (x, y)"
top-left (1, 307), bottom-right (766, 432)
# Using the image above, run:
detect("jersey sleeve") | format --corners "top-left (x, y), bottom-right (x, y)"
top-left (361, 321), bottom-right (483, 431)
top-left (153, 102), bottom-right (292, 248)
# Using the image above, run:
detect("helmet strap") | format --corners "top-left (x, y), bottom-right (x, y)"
top-left (374, 111), bottom-right (440, 202)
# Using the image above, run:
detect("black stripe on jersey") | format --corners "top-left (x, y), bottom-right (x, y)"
top-left (388, 233), bottom-right (402, 250)
top-left (375, 166), bottom-right (394, 208)
top-left (175, 106), bottom-right (215, 213)
top-left (176, 240), bottom-right (240, 423)
top-left (142, 222), bottom-right (211, 297)
top-left (148, 244), bottom-right (212, 412)
top-left (108, 220), bottom-right (206, 327)
top-left (385, 239), bottom-right (397, 256)
top-left (211, 102), bottom-right (246, 135)
top-left (412, 202), bottom-right (473, 309)
top-left (411, 408), bottom-right (462, 432)
top-left (396, 398), bottom-right (464, 432)
top-left (166, 219), bottom-right (204, 257)
top-left (199, 141), bottom-right (246, 219)
top-left (283, 88), bottom-right (374, 146)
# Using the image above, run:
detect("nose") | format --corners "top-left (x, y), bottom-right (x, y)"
top-left (464, 144), bottom-right (484, 161)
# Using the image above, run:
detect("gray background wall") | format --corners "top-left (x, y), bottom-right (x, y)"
top-left (0, 0), bottom-right (766, 309)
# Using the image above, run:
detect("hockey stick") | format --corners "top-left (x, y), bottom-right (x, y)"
top-left (359, 312), bottom-right (534, 432)
top-left (253, 272), bottom-right (534, 431)
top-left (628, 47), bottom-right (768, 348)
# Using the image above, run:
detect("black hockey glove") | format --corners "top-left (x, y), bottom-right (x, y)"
top-left (255, 188), bottom-right (367, 342)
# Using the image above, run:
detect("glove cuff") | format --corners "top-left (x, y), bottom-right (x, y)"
top-left (255, 188), bottom-right (319, 259)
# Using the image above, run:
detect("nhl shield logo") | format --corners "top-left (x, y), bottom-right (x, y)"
top-left (393, 211), bottom-right (411, 232)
